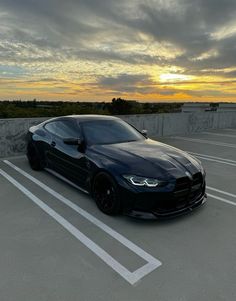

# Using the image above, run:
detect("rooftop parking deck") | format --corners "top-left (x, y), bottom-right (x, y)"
top-left (0, 128), bottom-right (236, 301)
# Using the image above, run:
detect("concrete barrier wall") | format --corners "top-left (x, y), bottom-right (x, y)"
top-left (0, 117), bottom-right (48, 158)
top-left (121, 111), bottom-right (236, 136)
top-left (1, 111), bottom-right (236, 158)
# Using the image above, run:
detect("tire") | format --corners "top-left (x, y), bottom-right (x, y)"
top-left (92, 172), bottom-right (121, 215)
top-left (27, 143), bottom-right (44, 171)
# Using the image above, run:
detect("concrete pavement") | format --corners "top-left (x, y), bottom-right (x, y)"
top-left (0, 128), bottom-right (236, 301)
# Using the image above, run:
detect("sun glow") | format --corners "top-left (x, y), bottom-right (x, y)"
top-left (159, 73), bottom-right (192, 82)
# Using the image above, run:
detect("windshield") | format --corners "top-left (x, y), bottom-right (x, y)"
top-left (81, 119), bottom-right (145, 145)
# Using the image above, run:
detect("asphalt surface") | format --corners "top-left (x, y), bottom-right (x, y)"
top-left (0, 128), bottom-right (236, 301)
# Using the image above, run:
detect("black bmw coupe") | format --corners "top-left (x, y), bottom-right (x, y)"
top-left (26, 115), bottom-right (206, 219)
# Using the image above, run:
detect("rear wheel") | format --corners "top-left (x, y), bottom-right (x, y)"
top-left (92, 172), bottom-right (121, 215)
top-left (27, 143), bottom-right (44, 171)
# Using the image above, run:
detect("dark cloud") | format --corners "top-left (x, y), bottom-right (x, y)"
top-left (121, 0), bottom-right (236, 73)
top-left (1, 0), bottom-right (236, 80)
top-left (99, 74), bottom-right (149, 86)
top-left (96, 73), bottom-right (177, 95)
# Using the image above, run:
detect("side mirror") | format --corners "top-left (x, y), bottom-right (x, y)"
top-left (63, 138), bottom-right (86, 152)
top-left (141, 129), bottom-right (148, 138)
top-left (63, 138), bottom-right (81, 145)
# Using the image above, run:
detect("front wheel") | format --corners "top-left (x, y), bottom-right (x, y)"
top-left (27, 143), bottom-right (44, 171)
top-left (92, 172), bottom-right (121, 215)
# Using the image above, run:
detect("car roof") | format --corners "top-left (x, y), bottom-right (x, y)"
top-left (66, 115), bottom-right (119, 122)
top-left (42, 114), bottom-right (120, 125)
top-left (46, 114), bottom-right (119, 122)
top-left (30, 115), bottom-right (121, 133)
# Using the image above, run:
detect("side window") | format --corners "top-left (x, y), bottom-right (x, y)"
top-left (44, 122), bottom-right (59, 136)
top-left (44, 120), bottom-right (81, 139)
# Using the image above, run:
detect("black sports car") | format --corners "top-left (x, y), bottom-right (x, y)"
top-left (26, 115), bottom-right (206, 219)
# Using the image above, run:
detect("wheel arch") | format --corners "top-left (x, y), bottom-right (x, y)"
top-left (89, 168), bottom-right (117, 196)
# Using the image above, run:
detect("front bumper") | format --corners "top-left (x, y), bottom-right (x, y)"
top-left (125, 193), bottom-right (207, 219)
top-left (117, 172), bottom-right (207, 219)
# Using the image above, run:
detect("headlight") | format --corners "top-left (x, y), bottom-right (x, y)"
top-left (123, 175), bottom-right (159, 187)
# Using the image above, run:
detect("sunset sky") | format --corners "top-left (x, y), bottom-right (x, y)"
top-left (1, 0), bottom-right (236, 102)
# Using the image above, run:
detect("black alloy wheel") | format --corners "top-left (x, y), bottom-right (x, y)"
top-left (27, 143), bottom-right (43, 171)
top-left (92, 172), bottom-right (121, 215)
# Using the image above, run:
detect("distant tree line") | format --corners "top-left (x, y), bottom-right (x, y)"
top-left (0, 98), bottom-right (183, 118)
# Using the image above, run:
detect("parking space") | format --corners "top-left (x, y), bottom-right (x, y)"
top-left (1, 128), bottom-right (236, 301)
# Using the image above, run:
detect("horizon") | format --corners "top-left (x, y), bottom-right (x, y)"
top-left (1, 0), bottom-right (236, 102)
top-left (1, 99), bottom-right (236, 104)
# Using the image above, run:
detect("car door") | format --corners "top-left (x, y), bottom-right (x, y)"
top-left (44, 119), bottom-right (89, 188)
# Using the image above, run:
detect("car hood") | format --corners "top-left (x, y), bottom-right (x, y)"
top-left (91, 139), bottom-right (202, 180)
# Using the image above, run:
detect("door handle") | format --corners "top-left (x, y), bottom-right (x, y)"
top-left (51, 141), bottom-right (56, 147)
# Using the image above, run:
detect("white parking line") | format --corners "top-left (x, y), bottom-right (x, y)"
top-left (2, 160), bottom-right (162, 285)
top-left (187, 152), bottom-right (236, 167)
top-left (207, 186), bottom-right (236, 207)
top-left (202, 132), bottom-right (236, 138)
top-left (0, 168), bottom-right (149, 285)
top-left (174, 136), bottom-right (236, 148)
top-left (207, 186), bottom-right (236, 199)
top-left (207, 193), bottom-right (236, 207)
top-left (223, 129), bottom-right (236, 132)
top-left (188, 152), bottom-right (236, 164)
